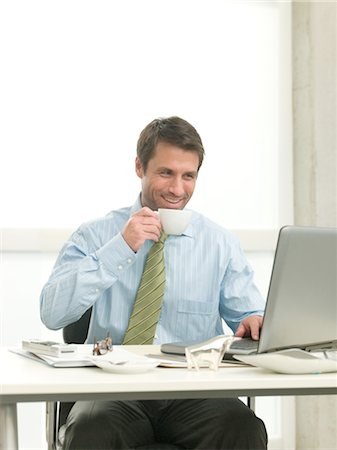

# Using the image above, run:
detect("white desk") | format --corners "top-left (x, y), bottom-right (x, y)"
top-left (1, 346), bottom-right (336, 449)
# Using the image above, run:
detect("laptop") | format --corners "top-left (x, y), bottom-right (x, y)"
top-left (161, 226), bottom-right (337, 361)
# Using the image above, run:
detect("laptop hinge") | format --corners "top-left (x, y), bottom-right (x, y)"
top-left (305, 341), bottom-right (337, 352)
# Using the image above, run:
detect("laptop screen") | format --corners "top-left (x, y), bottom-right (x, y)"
top-left (258, 226), bottom-right (337, 353)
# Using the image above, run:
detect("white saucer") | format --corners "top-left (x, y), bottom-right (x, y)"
top-left (90, 347), bottom-right (160, 374)
top-left (92, 359), bottom-right (159, 374)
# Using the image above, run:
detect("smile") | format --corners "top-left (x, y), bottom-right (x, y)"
top-left (162, 197), bottom-right (185, 205)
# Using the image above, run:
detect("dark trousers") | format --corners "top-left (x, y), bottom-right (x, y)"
top-left (63, 398), bottom-right (268, 450)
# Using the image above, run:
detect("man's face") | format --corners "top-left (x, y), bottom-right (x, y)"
top-left (136, 141), bottom-right (199, 210)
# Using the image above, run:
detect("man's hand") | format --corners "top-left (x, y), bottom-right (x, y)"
top-left (234, 315), bottom-right (263, 341)
top-left (122, 207), bottom-right (162, 252)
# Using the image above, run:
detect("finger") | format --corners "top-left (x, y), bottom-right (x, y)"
top-left (138, 217), bottom-right (161, 227)
top-left (143, 227), bottom-right (162, 242)
top-left (131, 212), bottom-right (161, 230)
top-left (234, 323), bottom-right (246, 337)
top-left (135, 207), bottom-right (158, 218)
top-left (250, 319), bottom-right (261, 340)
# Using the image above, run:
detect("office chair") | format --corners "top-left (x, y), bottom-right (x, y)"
top-left (45, 308), bottom-right (182, 450)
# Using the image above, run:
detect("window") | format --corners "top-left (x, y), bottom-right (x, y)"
top-left (1, 0), bottom-right (292, 230)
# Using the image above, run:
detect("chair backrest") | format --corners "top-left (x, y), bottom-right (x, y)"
top-left (63, 307), bottom-right (92, 344)
top-left (58, 307), bottom-right (92, 429)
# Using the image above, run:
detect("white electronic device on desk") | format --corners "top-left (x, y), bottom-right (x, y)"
top-left (22, 340), bottom-right (77, 357)
top-left (234, 348), bottom-right (337, 374)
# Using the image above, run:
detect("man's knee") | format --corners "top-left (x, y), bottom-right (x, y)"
top-left (63, 402), bottom-right (116, 449)
top-left (226, 405), bottom-right (268, 449)
top-left (63, 400), bottom-right (155, 450)
top-left (197, 399), bottom-right (268, 449)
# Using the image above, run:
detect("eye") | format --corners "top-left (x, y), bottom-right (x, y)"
top-left (184, 173), bottom-right (196, 180)
top-left (159, 169), bottom-right (172, 177)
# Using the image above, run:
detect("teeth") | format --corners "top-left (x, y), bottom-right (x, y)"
top-left (164, 199), bottom-right (181, 204)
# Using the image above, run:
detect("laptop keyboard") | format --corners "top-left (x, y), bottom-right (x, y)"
top-left (229, 338), bottom-right (259, 351)
top-left (221, 338), bottom-right (259, 362)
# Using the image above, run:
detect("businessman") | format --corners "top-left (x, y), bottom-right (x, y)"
top-left (40, 116), bottom-right (267, 449)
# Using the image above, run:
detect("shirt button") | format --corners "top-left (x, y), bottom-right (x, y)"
top-left (117, 265), bottom-right (123, 271)
top-left (95, 288), bottom-right (100, 293)
top-left (127, 258), bottom-right (132, 264)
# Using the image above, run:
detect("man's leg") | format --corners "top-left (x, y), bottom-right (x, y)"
top-left (63, 400), bottom-right (156, 450)
top-left (155, 398), bottom-right (268, 450)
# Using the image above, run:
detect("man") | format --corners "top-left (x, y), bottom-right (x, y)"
top-left (40, 116), bottom-right (267, 449)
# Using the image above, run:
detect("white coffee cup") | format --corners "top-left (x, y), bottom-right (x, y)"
top-left (158, 208), bottom-right (192, 235)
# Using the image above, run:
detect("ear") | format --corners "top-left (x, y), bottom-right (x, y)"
top-left (135, 157), bottom-right (144, 178)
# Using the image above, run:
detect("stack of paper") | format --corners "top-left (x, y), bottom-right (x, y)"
top-left (10, 345), bottom-right (94, 367)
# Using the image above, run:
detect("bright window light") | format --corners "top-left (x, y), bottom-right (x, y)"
top-left (0, 0), bottom-right (291, 229)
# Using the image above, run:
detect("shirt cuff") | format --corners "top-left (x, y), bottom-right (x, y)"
top-left (95, 232), bottom-right (136, 276)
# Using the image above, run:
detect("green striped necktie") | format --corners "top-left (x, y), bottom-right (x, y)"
top-left (123, 231), bottom-right (167, 345)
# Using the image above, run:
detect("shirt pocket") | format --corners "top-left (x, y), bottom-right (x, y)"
top-left (174, 300), bottom-right (219, 341)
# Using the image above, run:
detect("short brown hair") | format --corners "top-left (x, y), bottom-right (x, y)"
top-left (137, 116), bottom-right (205, 172)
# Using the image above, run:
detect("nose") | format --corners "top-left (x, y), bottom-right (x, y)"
top-left (167, 176), bottom-right (185, 197)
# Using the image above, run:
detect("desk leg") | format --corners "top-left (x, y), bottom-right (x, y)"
top-left (0, 403), bottom-right (18, 450)
top-left (247, 396), bottom-right (256, 411)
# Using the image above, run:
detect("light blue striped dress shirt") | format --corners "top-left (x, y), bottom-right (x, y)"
top-left (40, 197), bottom-right (265, 344)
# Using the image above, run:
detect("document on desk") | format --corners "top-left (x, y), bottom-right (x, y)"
top-left (145, 353), bottom-right (246, 368)
top-left (9, 347), bottom-right (95, 367)
top-left (10, 345), bottom-right (247, 369)
top-left (11, 346), bottom-right (160, 369)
